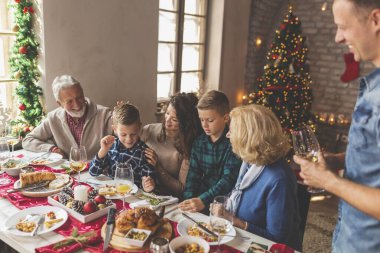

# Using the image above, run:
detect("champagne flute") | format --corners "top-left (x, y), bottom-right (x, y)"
top-left (0, 140), bottom-right (11, 185)
top-left (210, 196), bottom-right (233, 253)
top-left (114, 163), bottom-right (134, 211)
top-left (5, 125), bottom-right (20, 158)
top-left (69, 146), bottom-right (87, 184)
top-left (291, 126), bottom-right (324, 193)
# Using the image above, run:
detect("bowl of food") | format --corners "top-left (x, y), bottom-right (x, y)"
top-left (1, 159), bottom-right (29, 176)
top-left (124, 228), bottom-right (152, 247)
top-left (169, 236), bottom-right (210, 253)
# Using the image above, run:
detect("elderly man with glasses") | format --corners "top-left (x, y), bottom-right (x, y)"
top-left (22, 75), bottom-right (113, 159)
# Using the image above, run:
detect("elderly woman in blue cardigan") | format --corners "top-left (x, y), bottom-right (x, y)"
top-left (215, 105), bottom-right (302, 251)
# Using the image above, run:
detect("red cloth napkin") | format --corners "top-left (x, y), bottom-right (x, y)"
top-left (35, 230), bottom-right (102, 253)
top-left (270, 243), bottom-right (294, 253)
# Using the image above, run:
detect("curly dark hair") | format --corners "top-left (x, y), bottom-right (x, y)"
top-left (160, 92), bottom-right (202, 159)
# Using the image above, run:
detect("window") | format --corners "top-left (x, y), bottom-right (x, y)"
top-left (157, 0), bottom-right (208, 101)
top-left (0, 0), bottom-right (17, 121)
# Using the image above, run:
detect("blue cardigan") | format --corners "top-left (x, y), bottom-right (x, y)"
top-left (236, 159), bottom-right (302, 251)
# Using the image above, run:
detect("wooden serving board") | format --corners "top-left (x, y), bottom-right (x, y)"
top-left (101, 219), bottom-right (173, 251)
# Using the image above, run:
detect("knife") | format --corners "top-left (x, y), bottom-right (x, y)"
top-left (182, 212), bottom-right (219, 238)
top-left (7, 181), bottom-right (50, 193)
top-left (103, 207), bottom-right (117, 251)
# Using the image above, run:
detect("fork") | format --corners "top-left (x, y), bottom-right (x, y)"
top-left (31, 215), bottom-right (45, 236)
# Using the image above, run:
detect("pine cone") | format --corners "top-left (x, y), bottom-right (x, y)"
top-left (61, 186), bottom-right (74, 198)
top-left (72, 200), bottom-right (85, 214)
top-left (58, 193), bottom-right (71, 205)
top-left (105, 199), bottom-right (114, 207)
top-left (88, 189), bottom-right (99, 200)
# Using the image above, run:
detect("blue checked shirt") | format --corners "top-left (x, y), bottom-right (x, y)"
top-left (183, 127), bottom-right (241, 209)
top-left (89, 138), bottom-right (155, 188)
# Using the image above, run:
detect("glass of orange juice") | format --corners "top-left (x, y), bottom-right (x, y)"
top-left (115, 163), bottom-right (134, 210)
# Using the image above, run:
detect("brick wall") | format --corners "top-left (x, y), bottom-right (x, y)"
top-left (245, 0), bottom-right (376, 151)
top-left (245, 0), bottom-right (375, 117)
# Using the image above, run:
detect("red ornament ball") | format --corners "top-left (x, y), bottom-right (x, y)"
top-left (94, 195), bottom-right (106, 204)
top-left (15, 0), bottom-right (21, 3)
top-left (23, 126), bottom-right (30, 133)
top-left (23, 7), bottom-right (28, 13)
top-left (83, 201), bottom-right (97, 214)
top-left (19, 104), bottom-right (26, 111)
top-left (280, 23), bottom-right (287, 30)
top-left (28, 7), bottom-right (34, 13)
top-left (19, 46), bottom-right (27, 54)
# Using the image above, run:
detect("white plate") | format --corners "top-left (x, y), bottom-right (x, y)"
top-left (29, 153), bottom-right (63, 166)
top-left (177, 215), bottom-right (236, 246)
top-left (104, 184), bottom-right (139, 200)
top-left (13, 173), bottom-right (73, 197)
top-left (4, 206), bottom-right (68, 236)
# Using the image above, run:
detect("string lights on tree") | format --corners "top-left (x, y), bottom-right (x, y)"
top-left (9, 0), bottom-right (44, 136)
top-left (246, 5), bottom-right (315, 133)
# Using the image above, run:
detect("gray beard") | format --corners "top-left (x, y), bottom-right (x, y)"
top-left (66, 106), bottom-right (86, 118)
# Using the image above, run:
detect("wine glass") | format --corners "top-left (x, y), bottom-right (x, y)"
top-left (0, 140), bottom-right (11, 185)
top-left (114, 163), bottom-right (134, 211)
top-left (210, 196), bottom-right (233, 253)
top-left (291, 126), bottom-right (324, 193)
top-left (5, 125), bottom-right (20, 158)
top-left (69, 146), bottom-right (87, 184)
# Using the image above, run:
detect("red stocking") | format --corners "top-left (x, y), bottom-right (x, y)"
top-left (340, 53), bottom-right (359, 83)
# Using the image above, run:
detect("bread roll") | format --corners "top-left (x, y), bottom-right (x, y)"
top-left (20, 171), bottom-right (56, 187)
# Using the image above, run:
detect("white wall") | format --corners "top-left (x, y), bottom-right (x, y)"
top-left (38, 0), bottom-right (250, 123)
top-left (205, 0), bottom-right (251, 107)
top-left (40, 0), bottom-right (158, 124)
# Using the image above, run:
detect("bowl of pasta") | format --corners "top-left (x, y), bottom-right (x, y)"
top-left (169, 236), bottom-right (209, 253)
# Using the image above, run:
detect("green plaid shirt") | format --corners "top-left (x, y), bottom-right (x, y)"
top-left (183, 127), bottom-right (241, 208)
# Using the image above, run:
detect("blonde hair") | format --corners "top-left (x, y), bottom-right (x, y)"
top-left (112, 101), bottom-right (141, 126)
top-left (229, 105), bottom-right (290, 166)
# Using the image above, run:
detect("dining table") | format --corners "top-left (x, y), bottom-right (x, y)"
top-left (0, 150), bottom-right (297, 253)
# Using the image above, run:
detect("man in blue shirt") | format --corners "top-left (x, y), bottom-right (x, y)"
top-left (294, 0), bottom-right (380, 252)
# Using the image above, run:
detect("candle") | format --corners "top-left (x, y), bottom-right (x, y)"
top-left (74, 185), bottom-right (89, 202)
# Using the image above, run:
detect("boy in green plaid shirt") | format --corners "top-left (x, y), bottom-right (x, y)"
top-left (179, 90), bottom-right (241, 213)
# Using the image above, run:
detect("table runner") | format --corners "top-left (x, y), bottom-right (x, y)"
top-left (0, 166), bottom-right (242, 253)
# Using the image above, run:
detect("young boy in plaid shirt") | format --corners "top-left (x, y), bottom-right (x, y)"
top-left (89, 101), bottom-right (155, 192)
top-left (180, 90), bottom-right (241, 213)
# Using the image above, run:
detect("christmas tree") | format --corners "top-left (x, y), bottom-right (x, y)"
top-left (8, 0), bottom-right (44, 135)
top-left (248, 6), bottom-right (314, 132)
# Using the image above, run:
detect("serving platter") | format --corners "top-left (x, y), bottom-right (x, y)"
top-left (13, 173), bottom-right (73, 197)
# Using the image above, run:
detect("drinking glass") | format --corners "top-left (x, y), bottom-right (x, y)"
top-left (69, 146), bottom-right (87, 184)
top-left (114, 163), bottom-right (134, 211)
top-left (291, 126), bottom-right (324, 193)
top-left (210, 196), bottom-right (233, 253)
top-left (0, 140), bottom-right (11, 185)
top-left (5, 125), bottom-right (20, 158)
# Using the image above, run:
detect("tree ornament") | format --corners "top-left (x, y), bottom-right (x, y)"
top-left (23, 126), bottom-right (30, 133)
top-left (28, 7), bottom-right (34, 13)
top-left (15, 70), bottom-right (22, 79)
top-left (19, 104), bottom-right (26, 111)
top-left (19, 46), bottom-right (27, 54)
top-left (15, 0), bottom-right (20, 3)
top-left (23, 7), bottom-right (28, 13)
top-left (12, 25), bottom-right (19, 32)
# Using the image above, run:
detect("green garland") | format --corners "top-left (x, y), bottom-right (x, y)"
top-left (8, 0), bottom-right (44, 134)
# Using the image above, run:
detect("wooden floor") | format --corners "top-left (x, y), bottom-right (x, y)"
top-left (303, 193), bottom-right (339, 253)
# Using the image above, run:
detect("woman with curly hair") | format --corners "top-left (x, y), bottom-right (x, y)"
top-left (141, 92), bottom-right (202, 197)
top-left (214, 104), bottom-right (302, 251)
